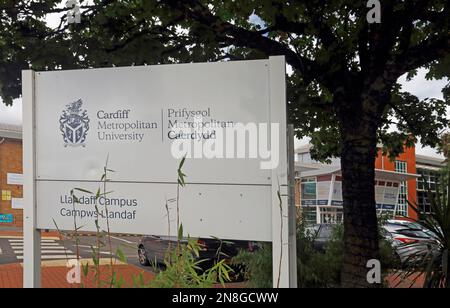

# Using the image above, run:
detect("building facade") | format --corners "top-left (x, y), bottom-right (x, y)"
top-left (415, 154), bottom-right (444, 215)
top-left (295, 144), bottom-right (444, 224)
top-left (374, 147), bottom-right (418, 219)
top-left (0, 124), bottom-right (23, 227)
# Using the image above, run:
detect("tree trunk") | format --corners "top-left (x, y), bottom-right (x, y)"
top-left (338, 99), bottom-right (381, 288)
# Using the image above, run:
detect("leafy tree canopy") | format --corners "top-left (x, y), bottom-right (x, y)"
top-left (1, 0), bottom-right (449, 161)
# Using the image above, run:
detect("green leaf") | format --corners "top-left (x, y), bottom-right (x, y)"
top-left (179, 156), bottom-right (186, 170)
top-left (178, 223), bottom-right (183, 240)
top-left (116, 248), bottom-right (127, 263)
top-left (82, 262), bottom-right (89, 277)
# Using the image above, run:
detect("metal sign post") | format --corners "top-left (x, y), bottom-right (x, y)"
top-left (22, 70), bottom-right (42, 288)
top-left (287, 124), bottom-right (298, 288)
top-left (269, 56), bottom-right (290, 288)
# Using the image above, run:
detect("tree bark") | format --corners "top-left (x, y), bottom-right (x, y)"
top-left (337, 95), bottom-right (381, 288)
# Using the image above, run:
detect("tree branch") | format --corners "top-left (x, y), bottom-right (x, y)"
top-left (161, 0), bottom-right (323, 82)
top-left (387, 101), bottom-right (417, 134)
top-left (391, 35), bottom-right (450, 78)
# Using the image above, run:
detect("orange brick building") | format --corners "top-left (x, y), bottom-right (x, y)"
top-left (374, 146), bottom-right (418, 220)
top-left (0, 124), bottom-right (23, 227)
top-left (296, 144), bottom-right (444, 224)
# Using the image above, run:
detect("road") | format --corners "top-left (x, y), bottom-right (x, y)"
top-left (0, 234), bottom-right (152, 272)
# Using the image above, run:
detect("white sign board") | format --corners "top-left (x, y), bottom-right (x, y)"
top-left (11, 198), bottom-right (23, 210)
top-left (7, 173), bottom-right (23, 185)
top-left (23, 57), bottom-right (291, 287)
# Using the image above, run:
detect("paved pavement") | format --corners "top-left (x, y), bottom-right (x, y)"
top-left (0, 232), bottom-right (149, 270)
top-left (0, 229), bottom-right (158, 288)
top-left (0, 263), bottom-right (154, 288)
top-left (2, 237), bottom-right (75, 262)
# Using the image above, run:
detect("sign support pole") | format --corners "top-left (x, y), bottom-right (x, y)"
top-left (22, 70), bottom-right (41, 288)
top-left (287, 124), bottom-right (298, 287)
top-left (269, 56), bottom-right (289, 288)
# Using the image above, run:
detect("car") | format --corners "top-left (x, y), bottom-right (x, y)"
top-left (305, 224), bottom-right (335, 252)
top-left (138, 235), bottom-right (257, 269)
top-left (387, 219), bottom-right (441, 240)
top-left (305, 222), bottom-right (438, 266)
top-left (382, 222), bottom-right (438, 264)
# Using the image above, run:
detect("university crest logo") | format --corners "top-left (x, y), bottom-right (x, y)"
top-left (59, 99), bottom-right (90, 147)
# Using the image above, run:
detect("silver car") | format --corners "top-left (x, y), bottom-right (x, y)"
top-left (382, 222), bottom-right (438, 264)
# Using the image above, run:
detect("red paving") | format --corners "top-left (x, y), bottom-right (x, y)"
top-left (0, 263), bottom-right (154, 288)
top-left (0, 263), bottom-right (423, 288)
top-left (0, 263), bottom-right (249, 288)
top-left (0, 231), bottom-right (246, 288)
top-left (386, 272), bottom-right (425, 288)
top-left (0, 230), bottom-right (425, 288)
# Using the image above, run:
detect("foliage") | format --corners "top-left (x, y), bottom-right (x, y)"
top-left (235, 219), bottom-right (396, 288)
top-left (148, 157), bottom-right (233, 288)
top-left (296, 222), bottom-right (342, 287)
top-left (233, 243), bottom-right (273, 288)
top-left (1, 1), bottom-right (448, 156)
top-left (397, 166), bottom-right (450, 288)
top-left (149, 229), bottom-right (233, 288)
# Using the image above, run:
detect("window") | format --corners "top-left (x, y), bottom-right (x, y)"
top-left (320, 207), bottom-right (343, 224)
top-left (417, 168), bottom-right (440, 215)
top-left (417, 191), bottom-right (433, 214)
top-left (302, 207), bottom-right (317, 225)
top-left (417, 168), bottom-right (439, 191)
top-left (395, 161), bottom-right (408, 217)
top-left (395, 160), bottom-right (407, 173)
top-left (1, 190), bottom-right (11, 201)
top-left (301, 177), bottom-right (316, 200)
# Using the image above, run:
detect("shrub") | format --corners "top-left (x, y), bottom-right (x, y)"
top-left (235, 219), bottom-right (395, 288)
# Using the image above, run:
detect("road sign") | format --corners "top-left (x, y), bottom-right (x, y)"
top-left (0, 214), bottom-right (14, 223)
top-left (23, 57), bottom-right (294, 288)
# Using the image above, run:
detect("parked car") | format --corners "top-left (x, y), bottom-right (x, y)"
top-left (305, 224), bottom-right (335, 252)
top-left (387, 219), bottom-right (440, 240)
top-left (305, 222), bottom-right (439, 265)
top-left (382, 222), bottom-right (438, 264)
top-left (138, 235), bottom-right (257, 269)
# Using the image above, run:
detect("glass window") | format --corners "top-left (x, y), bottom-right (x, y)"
top-left (2, 190), bottom-right (11, 201)
top-left (418, 191), bottom-right (433, 214)
top-left (302, 207), bottom-right (317, 225)
top-left (395, 160), bottom-right (407, 174)
top-left (1, 190), bottom-right (11, 201)
top-left (396, 229), bottom-right (429, 239)
top-left (417, 168), bottom-right (439, 192)
top-left (395, 161), bottom-right (408, 217)
top-left (301, 177), bottom-right (316, 200)
top-left (318, 225), bottom-right (333, 238)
